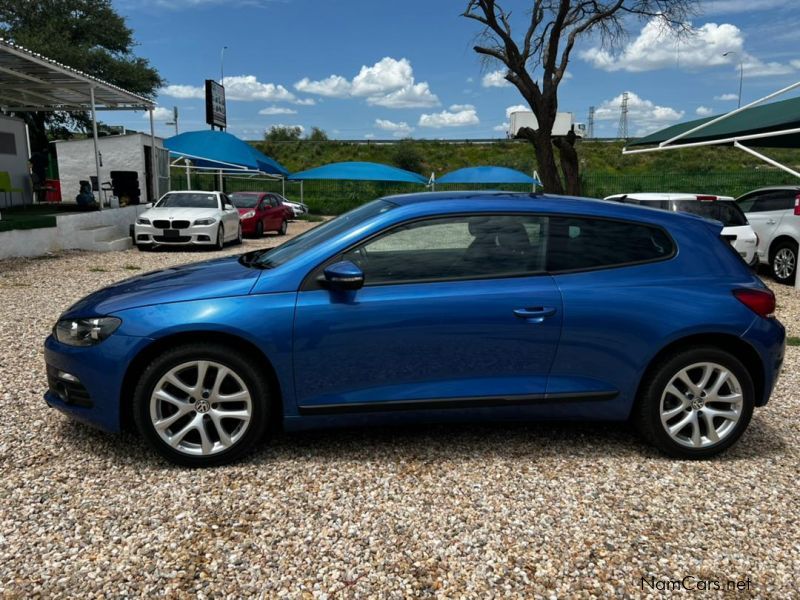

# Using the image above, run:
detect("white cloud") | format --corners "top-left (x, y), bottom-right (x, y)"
top-left (448, 103), bottom-right (475, 112)
top-left (375, 118), bottom-right (413, 136)
top-left (482, 69), bottom-right (510, 88)
top-left (294, 75), bottom-right (351, 98)
top-left (493, 122), bottom-right (509, 132)
top-left (715, 93), bottom-right (739, 101)
top-left (696, 106), bottom-right (713, 116)
top-left (145, 106), bottom-right (173, 120)
top-left (294, 98), bottom-right (316, 106)
top-left (160, 84), bottom-right (204, 99)
top-left (161, 75), bottom-right (308, 104)
top-left (364, 133), bottom-right (376, 139)
top-left (258, 106), bottom-right (298, 115)
top-left (505, 104), bottom-right (529, 119)
top-left (294, 57), bottom-right (439, 109)
top-left (419, 107), bottom-right (479, 128)
top-left (594, 91), bottom-right (684, 136)
top-left (580, 17), bottom-right (797, 78)
top-left (366, 82), bottom-right (439, 108)
top-left (581, 19), bottom-right (743, 72)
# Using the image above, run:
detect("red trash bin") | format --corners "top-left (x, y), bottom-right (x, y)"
top-left (45, 179), bottom-right (61, 202)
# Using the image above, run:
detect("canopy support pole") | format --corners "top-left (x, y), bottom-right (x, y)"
top-left (185, 160), bottom-right (191, 190)
top-left (149, 108), bottom-right (158, 202)
top-left (282, 177), bottom-right (285, 197)
top-left (218, 169), bottom-right (223, 192)
top-left (89, 85), bottom-right (102, 211)
top-left (733, 141), bottom-right (800, 179)
top-left (300, 180), bottom-right (304, 204)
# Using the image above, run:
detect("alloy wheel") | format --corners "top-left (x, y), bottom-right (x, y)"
top-left (659, 362), bottom-right (743, 449)
top-left (149, 360), bottom-right (253, 457)
top-left (773, 247), bottom-right (795, 280)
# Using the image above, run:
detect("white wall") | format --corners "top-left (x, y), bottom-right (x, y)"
top-left (0, 115), bottom-right (32, 206)
top-left (55, 133), bottom-right (164, 205)
top-left (0, 205), bottom-right (148, 259)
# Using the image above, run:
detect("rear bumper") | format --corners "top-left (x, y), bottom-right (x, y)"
top-left (741, 316), bottom-right (786, 407)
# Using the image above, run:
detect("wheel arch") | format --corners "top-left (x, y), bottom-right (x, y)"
top-left (119, 331), bottom-right (284, 432)
top-left (768, 234), bottom-right (798, 262)
top-left (632, 332), bottom-right (765, 417)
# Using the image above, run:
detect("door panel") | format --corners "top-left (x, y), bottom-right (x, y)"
top-left (293, 276), bottom-right (563, 409)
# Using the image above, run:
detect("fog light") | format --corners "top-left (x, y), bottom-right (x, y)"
top-left (57, 370), bottom-right (79, 383)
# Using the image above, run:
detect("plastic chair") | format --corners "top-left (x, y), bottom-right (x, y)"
top-left (0, 171), bottom-right (24, 208)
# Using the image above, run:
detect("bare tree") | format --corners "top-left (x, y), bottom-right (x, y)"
top-left (463, 0), bottom-right (696, 194)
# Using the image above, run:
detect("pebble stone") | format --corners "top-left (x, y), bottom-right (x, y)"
top-left (1, 226), bottom-right (798, 597)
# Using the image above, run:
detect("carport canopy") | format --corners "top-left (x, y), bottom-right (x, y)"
top-left (0, 38), bottom-right (156, 209)
top-left (437, 166), bottom-right (540, 185)
top-left (288, 161), bottom-right (427, 183)
top-left (623, 81), bottom-right (800, 180)
top-left (165, 130), bottom-right (289, 176)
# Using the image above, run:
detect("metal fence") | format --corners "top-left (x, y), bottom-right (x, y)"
top-left (170, 168), bottom-right (800, 215)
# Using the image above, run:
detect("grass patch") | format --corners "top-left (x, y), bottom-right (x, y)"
top-left (297, 214), bottom-right (325, 222)
top-left (787, 337), bottom-right (800, 347)
top-left (122, 264), bottom-right (141, 270)
top-left (88, 267), bottom-right (107, 273)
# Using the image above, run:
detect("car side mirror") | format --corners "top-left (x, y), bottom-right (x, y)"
top-left (322, 260), bottom-right (364, 291)
top-left (144, 202), bottom-right (153, 208)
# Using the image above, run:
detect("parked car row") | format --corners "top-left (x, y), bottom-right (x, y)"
top-left (605, 187), bottom-right (800, 285)
top-left (133, 190), bottom-right (308, 251)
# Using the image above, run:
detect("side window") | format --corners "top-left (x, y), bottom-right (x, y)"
top-left (750, 191), bottom-right (795, 212)
top-left (267, 195), bottom-right (278, 207)
top-left (547, 216), bottom-right (674, 272)
top-left (342, 214), bottom-right (547, 285)
top-left (736, 193), bottom-right (758, 213)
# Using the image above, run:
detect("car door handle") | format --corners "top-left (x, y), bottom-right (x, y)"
top-left (766, 219), bottom-right (777, 225)
top-left (513, 307), bottom-right (557, 322)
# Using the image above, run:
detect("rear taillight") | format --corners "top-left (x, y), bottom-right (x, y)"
top-left (696, 195), bottom-right (717, 202)
top-left (793, 194), bottom-right (800, 216)
top-left (734, 288), bottom-right (776, 318)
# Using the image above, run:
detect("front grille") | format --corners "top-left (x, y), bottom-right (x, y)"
top-left (153, 220), bottom-right (192, 230)
top-left (154, 235), bottom-right (191, 243)
top-left (152, 220), bottom-right (170, 229)
top-left (172, 220), bottom-right (191, 229)
top-left (47, 366), bottom-right (92, 408)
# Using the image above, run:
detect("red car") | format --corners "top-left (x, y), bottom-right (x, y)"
top-left (229, 192), bottom-right (290, 237)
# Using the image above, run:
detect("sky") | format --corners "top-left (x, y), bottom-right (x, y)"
top-left (107, 0), bottom-right (800, 141)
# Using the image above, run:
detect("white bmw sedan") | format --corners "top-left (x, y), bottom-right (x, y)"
top-left (134, 191), bottom-right (242, 251)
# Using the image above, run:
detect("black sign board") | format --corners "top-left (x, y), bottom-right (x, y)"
top-left (205, 80), bottom-right (227, 129)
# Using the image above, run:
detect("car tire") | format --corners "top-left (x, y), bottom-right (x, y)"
top-left (235, 223), bottom-right (243, 245)
top-left (215, 225), bottom-right (225, 251)
top-left (278, 220), bottom-right (288, 236)
top-left (255, 221), bottom-right (264, 238)
top-left (132, 343), bottom-right (271, 467)
top-left (770, 239), bottom-right (797, 285)
top-left (633, 346), bottom-right (754, 459)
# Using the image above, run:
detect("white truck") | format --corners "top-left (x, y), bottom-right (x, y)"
top-left (508, 111), bottom-right (585, 138)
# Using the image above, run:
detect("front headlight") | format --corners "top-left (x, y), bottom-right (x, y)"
top-left (136, 217), bottom-right (150, 225)
top-left (241, 210), bottom-right (255, 219)
top-left (193, 217), bottom-right (217, 226)
top-left (54, 317), bottom-right (121, 347)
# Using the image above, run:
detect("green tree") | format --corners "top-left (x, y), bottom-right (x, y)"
top-left (306, 127), bottom-right (329, 141)
top-left (265, 125), bottom-right (303, 142)
top-left (392, 140), bottom-right (424, 174)
top-left (0, 0), bottom-right (163, 151)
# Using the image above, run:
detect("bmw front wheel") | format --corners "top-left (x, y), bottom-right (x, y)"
top-left (634, 347), bottom-right (754, 459)
top-left (133, 344), bottom-right (270, 466)
top-left (215, 225), bottom-right (225, 251)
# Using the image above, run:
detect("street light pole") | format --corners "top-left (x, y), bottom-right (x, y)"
top-left (723, 51), bottom-right (744, 108)
top-left (220, 46), bottom-right (228, 85)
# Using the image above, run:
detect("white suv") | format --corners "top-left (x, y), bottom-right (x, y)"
top-left (736, 185), bottom-right (800, 284)
top-left (604, 193), bottom-right (757, 265)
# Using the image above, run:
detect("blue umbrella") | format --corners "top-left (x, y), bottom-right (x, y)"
top-left (288, 161), bottom-right (426, 183)
top-left (165, 130), bottom-right (288, 176)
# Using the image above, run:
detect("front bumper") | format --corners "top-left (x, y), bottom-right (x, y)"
top-left (240, 218), bottom-right (258, 234)
top-left (43, 333), bottom-right (151, 432)
top-left (134, 222), bottom-right (218, 245)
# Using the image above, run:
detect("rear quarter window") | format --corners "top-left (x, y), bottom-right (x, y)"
top-left (547, 216), bottom-right (674, 272)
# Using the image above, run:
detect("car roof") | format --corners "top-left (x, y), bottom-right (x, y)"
top-left (167, 190), bottom-right (220, 195)
top-left (379, 191), bottom-right (715, 227)
top-left (739, 185), bottom-right (800, 194)
top-left (605, 192), bottom-right (735, 202)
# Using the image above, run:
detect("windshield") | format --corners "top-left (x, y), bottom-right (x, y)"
top-left (242, 199), bottom-right (397, 269)
top-left (229, 193), bottom-right (261, 208)
top-left (672, 201), bottom-right (748, 226)
top-left (157, 193), bottom-right (219, 209)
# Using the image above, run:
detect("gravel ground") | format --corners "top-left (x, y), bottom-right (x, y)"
top-left (1, 230), bottom-right (799, 598)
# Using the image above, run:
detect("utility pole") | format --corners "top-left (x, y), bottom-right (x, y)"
top-left (617, 92), bottom-right (629, 140)
top-left (723, 51), bottom-right (744, 108)
top-left (588, 106), bottom-right (595, 139)
top-left (165, 106), bottom-right (179, 135)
